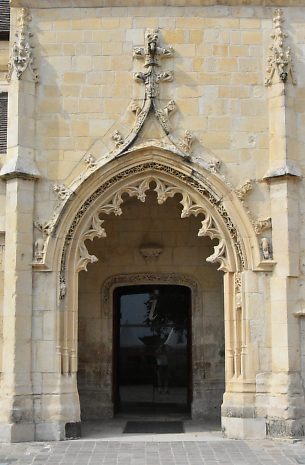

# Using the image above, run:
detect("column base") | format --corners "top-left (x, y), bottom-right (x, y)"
top-left (221, 416), bottom-right (266, 439)
top-left (0, 423), bottom-right (35, 442)
top-left (266, 418), bottom-right (305, 438)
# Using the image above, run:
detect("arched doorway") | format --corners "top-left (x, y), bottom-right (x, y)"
top-left (40, 148), bottom-right (264, 439)
top-left (77, 190), bottom-right (225, 421)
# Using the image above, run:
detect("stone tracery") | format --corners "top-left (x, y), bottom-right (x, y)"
top-left (74, 175), bottom-right (230, 278)
top-left (56, 160), bottom-right (248, 303)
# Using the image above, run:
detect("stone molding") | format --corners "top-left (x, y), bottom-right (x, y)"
top-left (102, 272), bottom-right (200, 317)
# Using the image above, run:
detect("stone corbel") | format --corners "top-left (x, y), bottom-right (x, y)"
top-left (139, 245), bottom-right (163, 263)
top-left (254, 217), bottom-right (272, 235)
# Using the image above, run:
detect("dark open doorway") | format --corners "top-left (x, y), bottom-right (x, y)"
top-left (113, 285), bottom-right (192, 415)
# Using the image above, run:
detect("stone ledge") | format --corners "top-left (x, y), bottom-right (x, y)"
top-left (10, 0), bottom-right (305, 7)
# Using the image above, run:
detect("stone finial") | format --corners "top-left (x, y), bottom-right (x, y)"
top-left (265, 9), bottom-right (296, 87)
top-left (133, 28), bottom-right (174, 98)
top-left (7, 8), bottom-right (39, 83)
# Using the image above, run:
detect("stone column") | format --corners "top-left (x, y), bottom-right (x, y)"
top-left (0, 7), bottom-right (40, 441)
top-left (262, 9), bottom-right (304, 437)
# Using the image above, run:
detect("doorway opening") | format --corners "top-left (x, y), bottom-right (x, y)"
top-left (113, 285), bottom-right (192, 415)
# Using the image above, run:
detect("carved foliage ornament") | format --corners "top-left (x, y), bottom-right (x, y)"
top-left (235, 180), bottom-right (253, 201)
top-left (265, 9), bottom-right (296, 87)
top-left (7, 8), bottom-right (39, 83)
top-left (133, 28), bottom-right (174, 99)
top-left (53, 183), bottom-right (73, 201)
top-left (106, 28), bottom-right (193, 158)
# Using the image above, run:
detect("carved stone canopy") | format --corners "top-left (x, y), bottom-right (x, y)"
top-left (74, 175), bottom-right (230, 281)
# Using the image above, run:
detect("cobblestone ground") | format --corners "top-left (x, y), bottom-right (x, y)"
top-left (0, 439), bottom-right (305, 465)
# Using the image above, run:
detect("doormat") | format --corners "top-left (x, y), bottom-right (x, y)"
top-left (123, 421), bottom-right (184, 434)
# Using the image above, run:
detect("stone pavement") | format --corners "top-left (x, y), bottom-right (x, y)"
top-left (0, 420), bottom-right (305, 465)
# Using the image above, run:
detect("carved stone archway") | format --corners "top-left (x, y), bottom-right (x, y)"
top-left (36, 148), bottom-right (266, 438)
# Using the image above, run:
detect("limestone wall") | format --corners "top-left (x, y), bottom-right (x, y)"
top-left (0, 1), bottom-right (305, 441)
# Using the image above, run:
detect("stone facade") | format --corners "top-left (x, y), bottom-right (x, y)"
top-left (0, 0), bottom-right (305, 442)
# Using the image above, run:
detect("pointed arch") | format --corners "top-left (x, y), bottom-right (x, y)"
top-left (37, 147), bottom-right (263, 376)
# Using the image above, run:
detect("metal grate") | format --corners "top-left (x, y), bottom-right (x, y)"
top-left (123, 421), bottom-right (184, 434)
top-left (0, 92), bottom-right (8, 154)
top-left (0, 0), bottom-right (10, 40)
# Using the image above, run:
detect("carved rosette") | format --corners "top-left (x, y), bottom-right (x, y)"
top-left (7, 8), bottom-right (39, 83)
top-left (265, 9), bottom-right (296, 87)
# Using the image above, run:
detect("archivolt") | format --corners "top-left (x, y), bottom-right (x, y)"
top-left (56, 159), bottom-right (249, 299)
